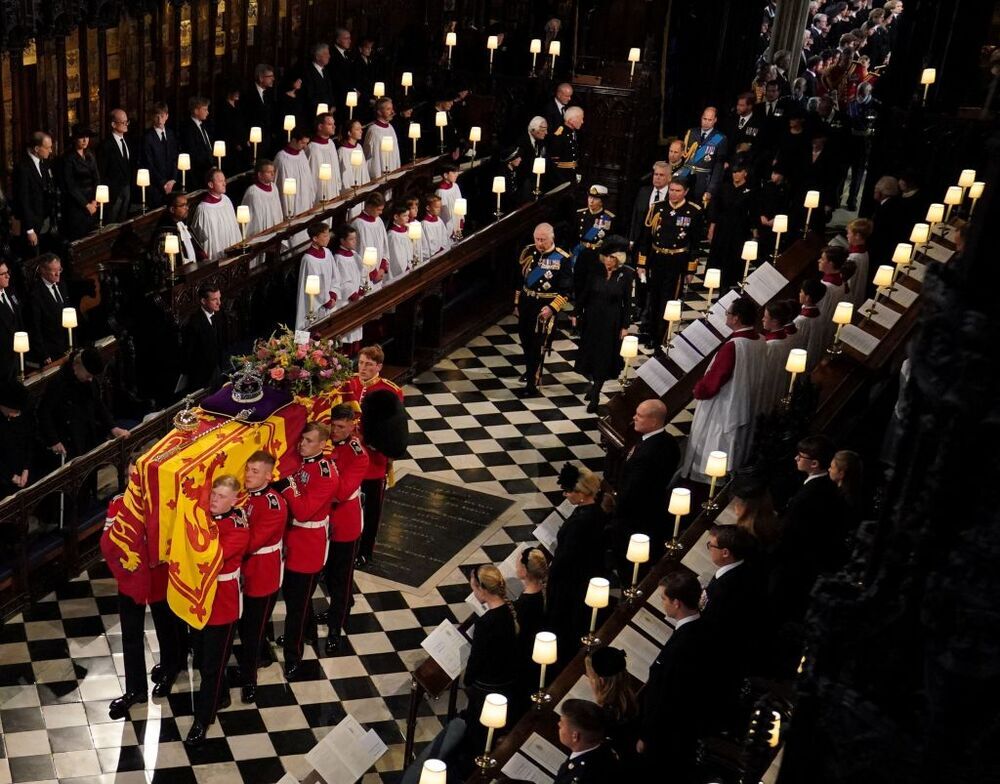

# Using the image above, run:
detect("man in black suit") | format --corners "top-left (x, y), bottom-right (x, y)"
top-left (0, 261), bottom-right (27, 382)
top-left (28, 254), bottom-right (71, 366)
top-left (179, 97), bottom-right (214, 189)
top-left (179, 283), bottom-right (227, 395)
top-left (12, 131), bottom-right (59, 257)
top-left (97, 109), bottom-right (134, 223)
top-left (328, 29), bottom-right (357, 111)
top-left (141, 102), bottom-right (179, 210)
top-left (868, 175), bottom-right (906, 266)
top-left (301, 42), bottom-right (336, 122)
top-left (802, 56), bottom-right (823, 98)
top-left (542, 82), bottom-right (574, 135)
top-left (244, 64), bottom-right (278, 158)
top-left (612, 399), bottom-right (681, 571)
top-left (628, 160), bottom-right (671, 251)
top-left (726, 92), bottom-right (764, 169)
top-left (770, 435), bottom-right (851, 627)
top-left (554, 699), bottom-right (619, 783)
top-left (637, 571), bottom-right (715, 783)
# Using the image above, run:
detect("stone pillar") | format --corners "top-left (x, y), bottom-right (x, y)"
top-left (767, 0), bottom-right (811, 65)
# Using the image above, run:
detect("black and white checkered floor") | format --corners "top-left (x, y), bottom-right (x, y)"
top-left (0, 299), bottom-right (708, 784)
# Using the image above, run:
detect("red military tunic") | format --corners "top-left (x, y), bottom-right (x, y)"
top-left (330, 436), bottom-right (369, 542)
top-left (342, 374), bottom-right (404, 480)
top-left (206, 508), bottom-right (251, 626)
top-left (282, 453), bottom-right (340, 573)
top-left (241, 485), bottom-right (288, 598)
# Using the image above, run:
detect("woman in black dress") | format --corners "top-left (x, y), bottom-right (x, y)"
top-left (586, 646), bottom-right (640, 775)
top-left (513, 547), bottom-right (548, 711)
top-left (465, 564), bottom-right (519, 708)
top-left (61, 126), bottom-right (100, 241)
top-left (575, 234), bottom-right (635, 413)
top-left (546, 465), bottom-right (608, 669)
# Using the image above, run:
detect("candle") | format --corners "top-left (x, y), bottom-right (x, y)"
top-left (446, 32), bottom-right (456, 67)
top-left (408, 221), bottom-right (422, 266)
top-left (772, 215), bottom-right (787, 260)
top-left (164, 232), bottom-right (179, 275)
top-left (317, 163), bottom-right (332, 200)
top-left (530, 38), bottom-right (542, 70)
top-left (452, 198), bottom-right (467, 217)
top-left (62, 307), bottom-right (77, 351)
top-left (703, 267), bottom-right (721, 309)
top-left (95, 185), bottom-right (109, 227)
top-left (177, 153), bottom-right (190, 189)
top-left (486, 35), bottom-right (498, 72)
top-left (668, 487), bottom-right (691, 539)
top-left (958, 169), bottom-right (976, 189)
top-left (315, 102), bottom-right (329, 115)
top-left (12, 331), bottom-right (28, 377)
top-left (346, 90), bottom-right (358, 119)
top-left (891, 242), bottom-right (912, 267)
top-left (803, 190), bottom-right (820, 235)
top-left (549, 39), bottom-right (560, 70)
top-left (249, 126), bottom-right (262, 144)
top-left (833, 301), bottom-right (854, 325)
top-left (663, 299), bottom-right (682, 347)
top-left (873, 264), bottom-right (894, 290)
top-left (703, 450), bottom-right (728, 509)
top-left (419, 760), bottom-right (447, 784)
top-left (304, 273), bottom-right (320, 319)
top-left (380, 135), bottom-right (394, 175)
top-left (477, 692), bottom-right (507, 767)
top-left (401, 71), bottom-right (413, 96)
top-left (920, 67), bottom-right (936, 105)
top-left (532, 156), bottom-right (546, 196)
top-left (785, 347), bottom-right (807, 394)
top-left (531, 631), bottom-right (558, 700)
top-left (583, 576), bottom-right (609, 645)
top-left (492, 175), bottom-right (506, 218)
top-left (943, 185), bottom-right (962, 222)
top-left (362, 247), bottom-right (378, 267)
top-left (619, 335), bottom-right (639, 359)
top-left (282, 178), bottom-right (297, 195)
top-left (136, 168), bottom-right (150, 213)
top-left (213, 140), bottom-right (226, 169)
top-left (236, 204), bottom-right (251, 242)
top-left (925, 203), bottom-right (945, 228)
top-left (969, 181), bottom-right (985, 215)
top-left (373, 81), bottom-right (385, 98)
top-left (910, 222), bottom-right (930, 246)
top-left (283, 113), bottom-right (296, 141)
top-left (350, 149), bottom-right (364, 169)
top-left (469, 125), bottom-right (482, 159)
top-left (408, 122), bottom-right (421, 161)
top-left (628, 46), bottom-right (641, 80)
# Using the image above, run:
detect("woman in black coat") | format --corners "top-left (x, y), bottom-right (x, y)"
top-left (575, 235), bottom-right (635, 413)
top-left (61, 126), bottom-right (100, 241)
top-left (512, 547), bottom-right (548, 712)
top-left (546, 465), bottom-right (608, 669)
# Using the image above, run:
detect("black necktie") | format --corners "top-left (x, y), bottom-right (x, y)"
top-left (120, 138), bottom-right (129, 160)
top-left (1, 290), bottom-right (11, 312)
top-left (159, 131), bottom-right (166, 145)
top-left (200, 125), bottom-right (210, 149)
top-left (654, 189), bottom-right (662, 203)
top-left (560, 104), bottom-right (566, 118)
top-left (51, 285), bottom-right (62, 304)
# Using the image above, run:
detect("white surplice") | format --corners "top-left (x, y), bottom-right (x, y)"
top-left (190, 195), bottom-right (242, 261)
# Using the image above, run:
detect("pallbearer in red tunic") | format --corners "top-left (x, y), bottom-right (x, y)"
top-left (278, 422), bottom-right (340, 679)
top-left (185, 475), bottom-right (250, 747)
top-left (341, 344), bottom-right (405, 566)
top-left (319, 404), bottom-right (369, 653)
top-left (235, 450), bottom-right (288, 704)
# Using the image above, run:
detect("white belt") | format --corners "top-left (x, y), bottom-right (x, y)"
top-left (218, 568), bottom-right (241, 582)
top-left (250, 543), bottom-right (282, 556)
top-left (292, 517), bottom-right (329, 529)
top-left (347, 489), bottom-right (360, 500)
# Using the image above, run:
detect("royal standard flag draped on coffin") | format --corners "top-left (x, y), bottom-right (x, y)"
top-left (115, 402), bottom-right (308, 629)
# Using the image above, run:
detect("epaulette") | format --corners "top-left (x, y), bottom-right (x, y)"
top-left (266, 492), bottom-right (281, 510)
top-left (688, 202), bottom-right (702, 211)
top-left (319, 459), bottom-right (332, 478)
top-left (554, 126), bottom-right (564, 136)
top-left (605, 210), bottom-right (615, 218)
top-left (553, 247), bottom-right (571, 258)
top-left (350, 438), bottom-right (365, 456)
top-left (233, 508), bottom-right (249, 528)
top-left (576, 207), bottom-right (588, 213)
top-left (381, 379), bottom-right (402, 391)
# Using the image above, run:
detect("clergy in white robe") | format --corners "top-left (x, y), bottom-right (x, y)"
top-left (794, 279), bottom-right (828, 370)
top-left (240, 161), bottom-right (285, 267)
top-left (307, 113), bottom-right (343, 203)
top-left (339, 122), bottom-right (370, 219)
top-left (845, 218), bottom-right (873, 310)
top-left (364, 98), bottom-right (401, 179)
top-left (332, 225), bottom-right (365, 346)
top-left (420, 195), bottom-right (451, 259)
top-left (295, 222), bottom-right (336, 331)
top-left (387, 204), bottom-right (413, 281)
top-left (351, 194), bottom-right (390, 293)
top-left (680, 297), bottom-right (768, 482)
top-left (757, 301), bottom-right (793, 414)
top-left (435, 165), bottom-right (463, 236)
top-left (190, 169), bottom-right (242, 261)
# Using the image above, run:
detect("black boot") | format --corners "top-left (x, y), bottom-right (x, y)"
top-left (185, 720), bottom-right (207, 746)
top-left (108, 691), bottom-right (148, 720)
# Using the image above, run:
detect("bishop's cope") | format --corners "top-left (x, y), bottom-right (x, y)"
top-left (515, 222), bottom-right (572, 396)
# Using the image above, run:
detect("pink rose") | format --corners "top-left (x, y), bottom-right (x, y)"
top-left (256, 348), bottom-right (269, 359)
top-left (320, 369), bottom-right (334, 379)
top-left (311, 349), bottom-right (324, 362)
top-left (296, 345), bottom-right (308, 359)
top-left (270, 367), bottom-right (285, 381)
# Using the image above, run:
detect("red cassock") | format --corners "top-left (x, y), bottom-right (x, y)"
top-left (206, 509), bottom-right (251, 626)
top-left (241, 486), bottom-right (289, 598)
top-left (281, 454), bottom-right (340, 573)
top-left (330, 436), bottom-right (369, 542)
top-left (341, 374), bottom-right (404, 480)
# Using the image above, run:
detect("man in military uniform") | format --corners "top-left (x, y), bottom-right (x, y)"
top-left (342, 346), bottom-right (404, 569)
top-left (515, 223), bottom-right (572, 396)
top-left (571, 184), bottom-right (614, 305)
top-left (235, 450), bottom-right (287, 704)
top-left (843, 81), bottom-right (880, 210)
top-left (497, 146), bottom-right (524, 209)
top-left (277, 422), bottom-right (340, 680)
top-left (681, 107), bottom-right (728, 205)
top-left (549, 107), bottom-right (584, 186)
top-left (641, 178), bottom-right (703, 349)
top-left (185, 475), bottom-right (250, 746)
top-left (318, 404), bottom-right (369, 653)
top-left (554, 699), bottom-right (620, 782)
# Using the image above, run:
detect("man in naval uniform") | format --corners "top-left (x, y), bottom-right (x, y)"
top-left (548, 107), bottom-right (584, 186)
top-left (554, 699), bottom-right (620, 782)
top-left (570, 184), bottom-right (615, 308)
top-left (681, 106), bottom-right (728, 205)
top-left (515, 223), bottom-right (572, 396)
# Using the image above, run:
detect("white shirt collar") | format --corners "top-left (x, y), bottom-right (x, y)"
top-left (193, 117), bottom-right (203, 128)
top-left (202, 307), bottom-right (214, 322)
top-left (674, 612), bottom-right (700, 630)
top-left (313, 61), bottom-right (325, 75)
top-left (28, 151), bottom-right (41, 173)
top-left (113, 132), bottom-right (125, 143)
top-left (257, 84), bottom-right (265, 99)
top-left (715, 560), bottom-right (744, 580)
top-left (804, 472), bottom-right (825, 484)
top-left (642, 428), bottom-right (663, 441)
top-left (569, 744), bottom-right (601, 760)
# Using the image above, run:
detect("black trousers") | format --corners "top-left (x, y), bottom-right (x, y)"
top-left (358, 478), bottom-right (386, 561)
top-left (643, 251), bottom-right (689, 345)
top-left (149, 599), bottom-right (186, 678)
top-left (324, 539), bottom-right (358, 635)
top-left (282, 569), bottom-right (319, 666)
top-left (517, 297), bottom-right (554, 388)
top-left (192, 622), bottom-right (235, 725)
top-left (118, 594), bottom-right (148, 695)
top-left (238, 592), bottom-right (277, 684)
